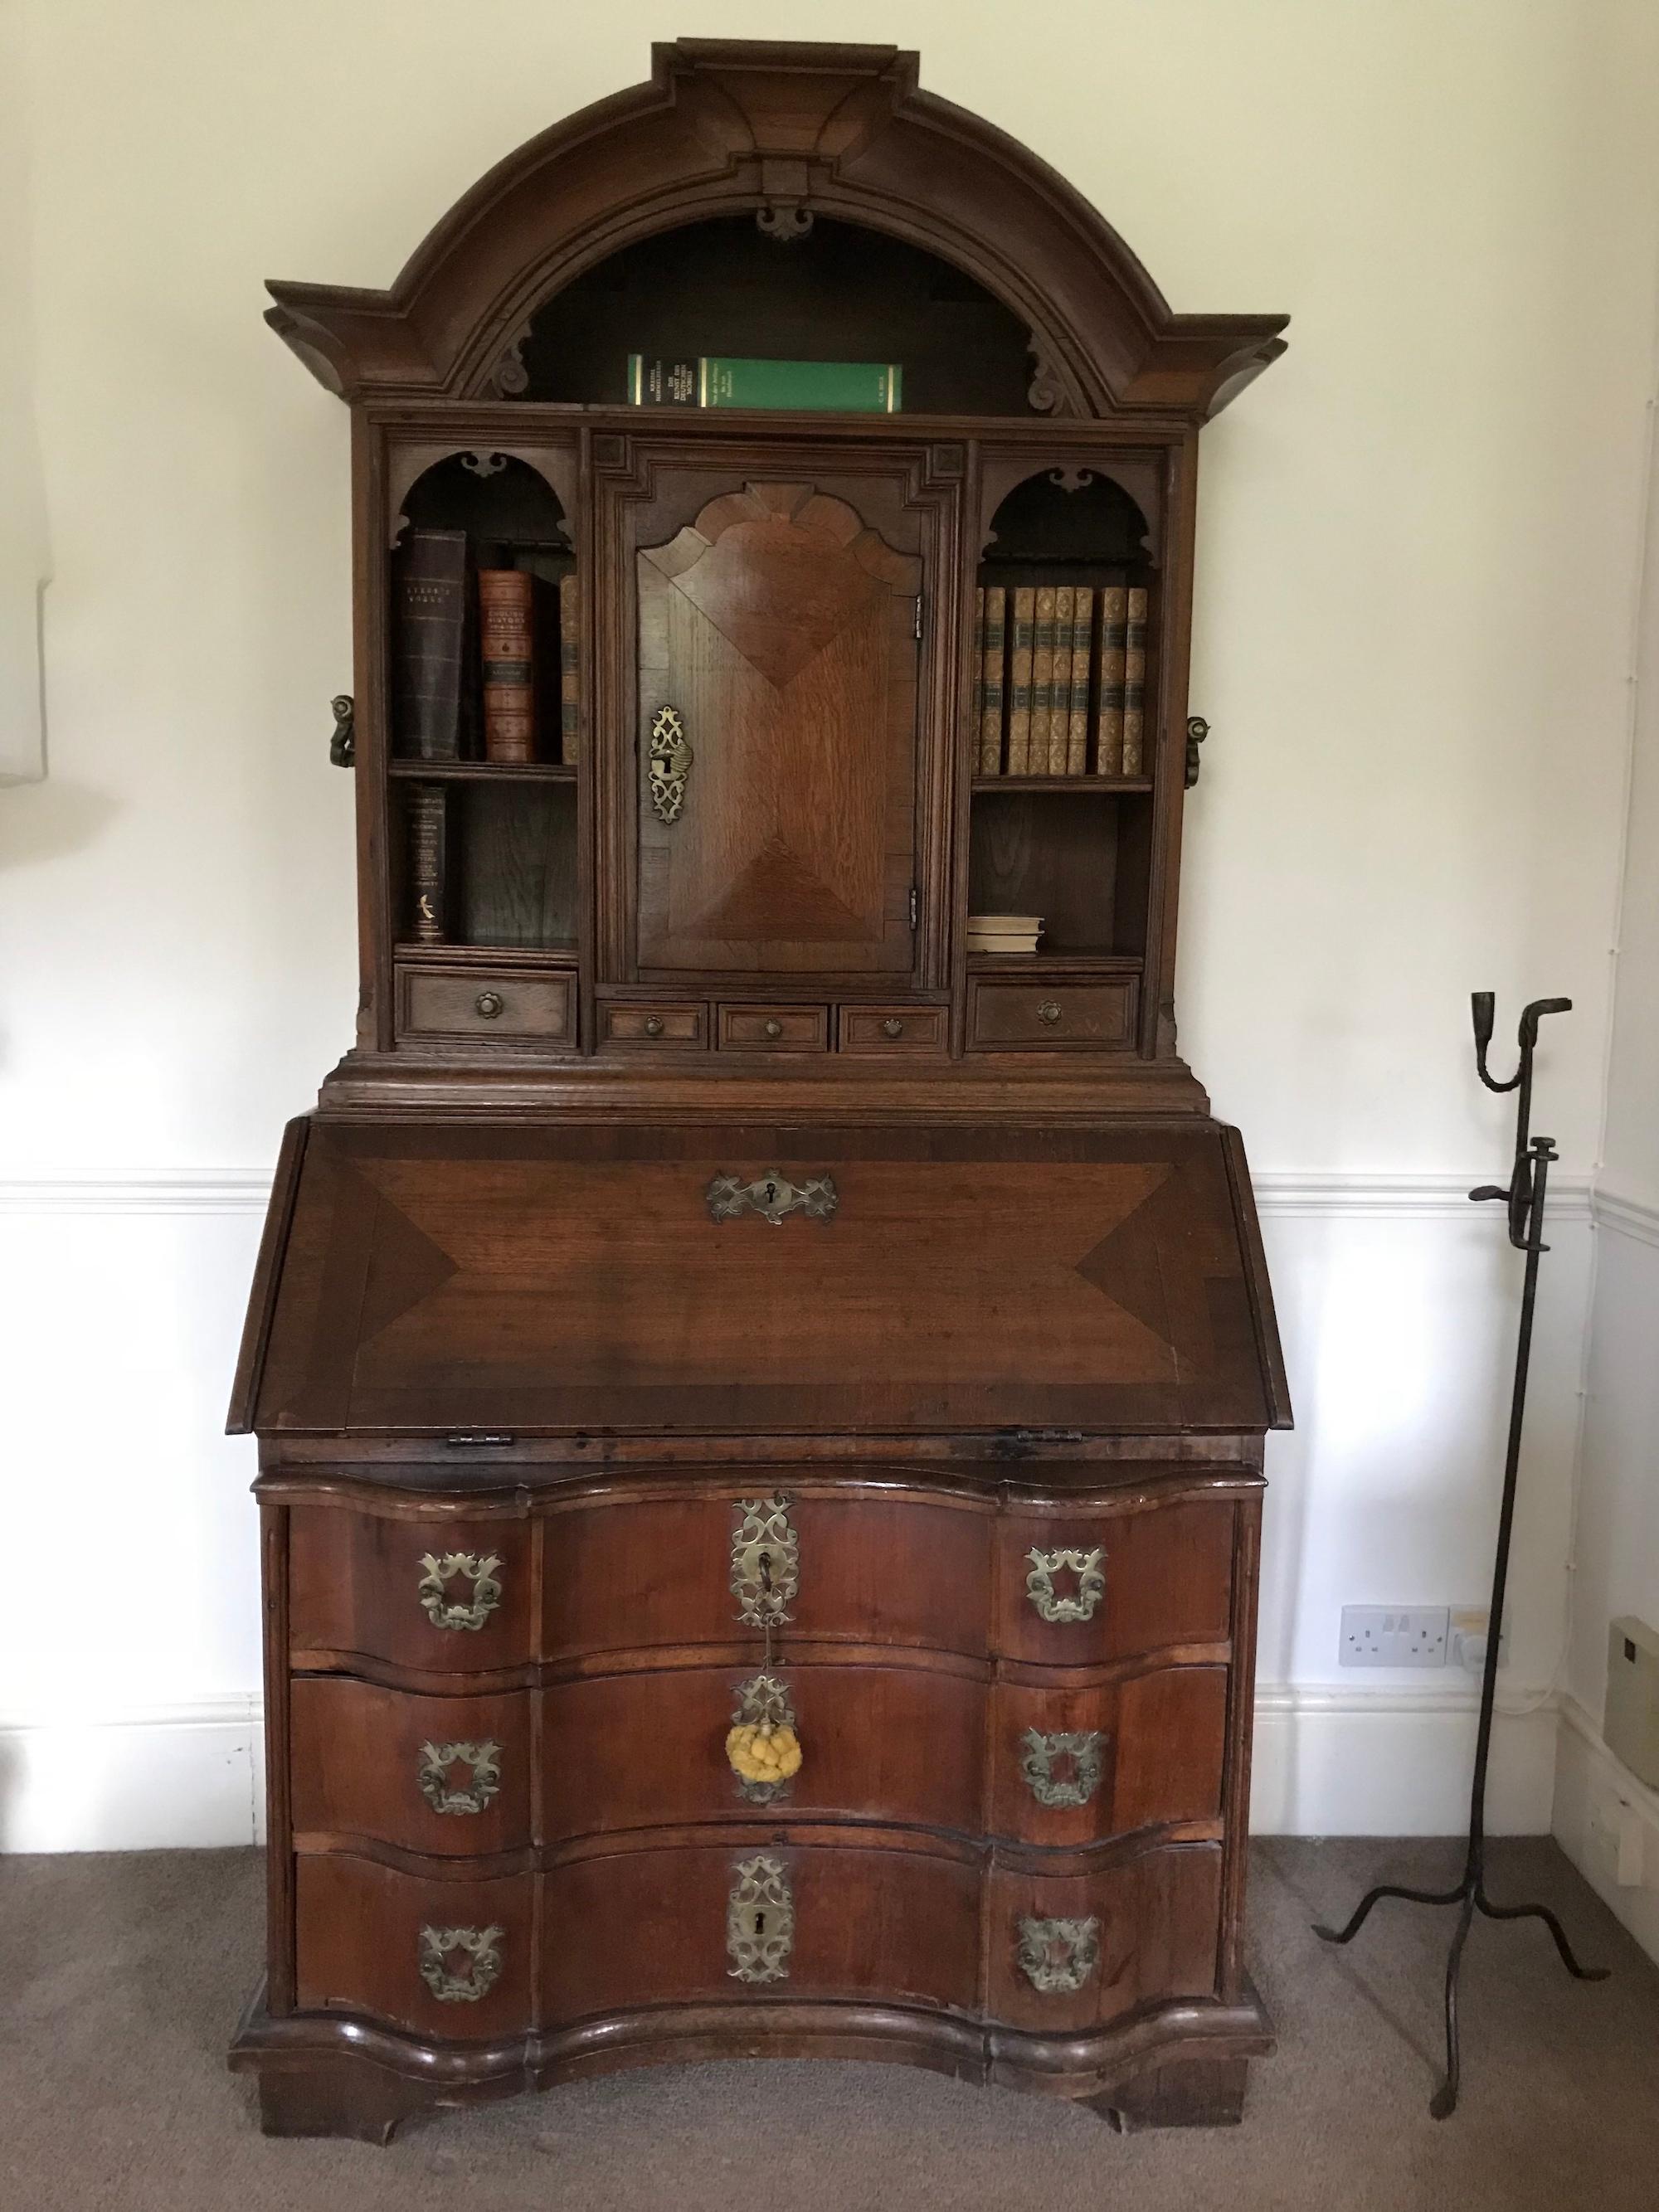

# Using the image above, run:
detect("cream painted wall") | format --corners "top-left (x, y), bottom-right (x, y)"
top-left (5, 0), bottom-right (1659, 1846)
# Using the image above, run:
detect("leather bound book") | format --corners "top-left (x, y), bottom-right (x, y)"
top-left (1006, 586), bottom-right (1035, 773)
top-left (971, 586), bottom-right (985, 757)
top-left (1029, 585), bottom-right (1057, 771)
top-left (1093, 584), bottom-right (1127, 775)
top-left (392, 529), bottom-right (469, 760)
top-left (1048, 586), bottom-right (1075, 773)
top-left (1122, 585), bottom-right (1149, 775)
top-left (406, 785), bottom-right (448, 944)
top-left (559, 572), bottom-right (581, 765)
top-left (980, 586), bottom-right (1006, 774)
top-left (1067, 587), bottom-right (1095, 775)
top-left (479, 569), bottom-right (537, 763)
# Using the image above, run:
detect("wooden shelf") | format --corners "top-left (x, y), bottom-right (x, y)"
top-left (393, 941), bottom-right (578, 966)
top-left (971, 775), bottom-right (1152, 795)
top-left (966, 949), bottom-right (1143, 972)
top-left (388, 761), bottom-right (577, 783)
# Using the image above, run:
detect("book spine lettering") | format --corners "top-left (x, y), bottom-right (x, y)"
top-left (1121, 586), bottom-right (1148, 775)
top-left (559, 572), bottom-right (581, 765)
top-left (392, 529), bottom-right (469, 761)
top-left (407, 785), bottom-right (447, 944)
top-left (1067, 588), bottom-right (1094, 775)
top-left (626, 355), bottom-right (902, 411)
top-left (1006, 587), bottom-right (1035, 773)
top-left (1029, 586), bottom-right (1056, 773)
top-left (980, 586), bottom-right (1006, 775)
top-left (479, 569), bottom-right (536, 764)
top-left (1048, 586), bottom-right (1075, 773)
top-left (1093, 585), bottom-right (1127, 775)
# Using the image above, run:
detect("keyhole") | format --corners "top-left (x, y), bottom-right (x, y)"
top-left (765, 1181), bottom-right (778, 1207)
top-left (753, 1910), bottom-right (767, 1936)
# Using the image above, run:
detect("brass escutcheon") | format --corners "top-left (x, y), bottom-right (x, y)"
top-left (417, 1551), bottom-right (504, 1633)
top-left (731, 1497), bottom-right (798, 1626)
top-left (1024, 1547), bottom-right (1105, 1625)
top-left (648, 704), bottom-right (693, 824)
top-left (706, 1171), bottom-right (837, 1227)
top-left (417, 1740), bottom-right (503, 1816)
top-left (1019, 1728), bottom-right (1105, 1809)
top-left (1017, 1913), bottom-right (1100, 1994)
top-left (727, 1855), bottom-right (794, 1983)
top-left (418, 1923), bottom-right (504, 2003)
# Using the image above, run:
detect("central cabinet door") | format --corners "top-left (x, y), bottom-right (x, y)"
top-left (629, 462), bottom-right (927, 977)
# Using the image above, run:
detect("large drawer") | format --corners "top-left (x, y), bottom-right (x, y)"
top-left (290, 1677), bottom-right (533, 1856)
top-left (988, 1665), bottom-right (1228, 1847)
top-left (543, 1490), bottom-right (989, 1661)
top-left (248, 1119), bottom-right (1283, 1436)
top-left (294, 1855), bottom-right (533, 2041)
top-left (542, 1835), bottom-right (980, 2020)
top-left (540, 1660), bottom-right (984, 1841)
top-left (995, 1499), bottom-right (1234, 1665)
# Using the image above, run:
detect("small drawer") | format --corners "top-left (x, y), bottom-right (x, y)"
top-left (295, 1855), bottom-right (533, 2041)
top-left (717, 1003), bottom-right (829, 1052)
top-left (400, 966), bottom-right (573, 1043)
top-left (967, 978), bottom-right (1136, 1050)
top-left (287, 1502), bottom-right (533, 1676)
top-left (837, 1004), bottom-right (948, 1054)
top-left (986, 1843), bottom-right (1221, 2032)
top-left (994, 1500), bottom-right (1234, 1666)
top-left (601, 999), bottom-right (707, 1048)
top-left (290, 1678), bottom-right (533, 1858)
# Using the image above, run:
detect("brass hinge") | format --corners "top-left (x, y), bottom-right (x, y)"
top-left (913, 599), bottom-right (922, 643)
top-left (908, 885), bottom-right (919, 931)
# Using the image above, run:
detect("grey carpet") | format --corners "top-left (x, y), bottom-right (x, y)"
top-left (1, 1839), bottom-right (1653, 2210)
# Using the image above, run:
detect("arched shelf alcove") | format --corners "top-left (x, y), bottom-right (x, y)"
top-left (265, 39), bottom-right (1287, 421)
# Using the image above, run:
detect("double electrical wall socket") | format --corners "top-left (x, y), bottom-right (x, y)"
top-left (1340, 1605), bottom-right (1449, 1667)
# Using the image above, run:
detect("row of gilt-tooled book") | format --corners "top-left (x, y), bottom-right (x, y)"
top-left (395, 527), bottom-right (581, 766)
top-left (974, 583), bottom-right (1148, 778)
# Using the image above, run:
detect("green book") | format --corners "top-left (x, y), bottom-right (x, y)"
top-left (626, 354), bottom-right (902, 412)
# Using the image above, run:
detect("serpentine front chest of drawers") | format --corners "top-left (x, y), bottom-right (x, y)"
top-left (229, 39), bottom-right (1291, 2142)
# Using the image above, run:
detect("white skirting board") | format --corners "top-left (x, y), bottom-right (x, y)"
top-left (0, 1686), bottom-right (1558, 1854)
top-left (1551, 1695), bottom-right (1659, 1966)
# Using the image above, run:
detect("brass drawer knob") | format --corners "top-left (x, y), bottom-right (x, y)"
top-left (474, 990), bottom-right (504, 1020)
top-left (418, 1923), bottom-right (504, 2004)
top-left (881, 1017), bottom-right (904, 1038)
top-left (764, 1017), bottom-right (784, 1039)
top-left (1038, 1000), bottom-right (1063, 1026)
top-left (417, 1739), bottom-right (503, 1816)
top-left (727, 1855), bottom-right (794, 1984)
top-left (644, 1014), bottom-right (665, 1038)
top-left (1024, 1546), bottom-right (1105, 1624)
top-left (1020, 1728), bottom-right (1105, 1808)
top-left (417, 1550), bottom-right (504, 1632)
top-left (1017, 1913), bottom-right (1100, 1994)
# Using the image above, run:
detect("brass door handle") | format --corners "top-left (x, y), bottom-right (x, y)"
top-left (648, 704), bottom-right (693, 823)
top-left (1038, 1000), bottom-right (1063, 1027)
top-left (474, 991), bottom-right (504, 1020)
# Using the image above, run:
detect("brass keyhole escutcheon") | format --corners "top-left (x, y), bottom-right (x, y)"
top-left (1038, 1000), bottom-right (1062, 1026)
top-left (882, 1018), bottom-right (903, 1038)
top-left (475, 991), bottom-right (504, 1020)
top-left (764, 1018), bottom-right (783, 1039)
top-left (644, 1014), bottom-right (664, 1038)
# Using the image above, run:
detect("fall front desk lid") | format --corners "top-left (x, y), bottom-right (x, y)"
top-left (237, 1118), bottom-right (1288, 1436)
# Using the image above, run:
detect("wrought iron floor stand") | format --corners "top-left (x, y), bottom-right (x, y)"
top-left (1313, 994), bottom-right (1608, 2118)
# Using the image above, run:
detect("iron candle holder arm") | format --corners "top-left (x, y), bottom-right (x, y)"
top-left (1468, 993), bottom-right (1571, 1249)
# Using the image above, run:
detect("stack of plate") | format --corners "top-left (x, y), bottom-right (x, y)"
top-left (966, 913), bottom-right (1043, 956)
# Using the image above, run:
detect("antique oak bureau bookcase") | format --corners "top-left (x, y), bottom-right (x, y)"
top-left (229, 40), bottom-right (1292, 2142)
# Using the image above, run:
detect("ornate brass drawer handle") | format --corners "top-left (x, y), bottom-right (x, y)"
top-left (727, 1672), bottom-right (802, 1804)
top-left (1019, 1728), bottom-right (1105, 1809)
top-left (417, 1550), bottom-right (504, 1633)
top-left (707, 1170), bottom-right (838, 1226)
top-left (727, 1855), bottom-right (794, 1984)
top-left (731, 1496), bottom-right (798, 1626)
top-left (417, 1739), bottom-right (503, 1816)
top-left (418, 1923), bottom-right (504, 2004)
top-left (1018, 1913), bottom-right (1100, 1995)
top-left (1024, 1546), bottom-right (1105, 1625)
top-left (648, 703), bottom-right (693, 824)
